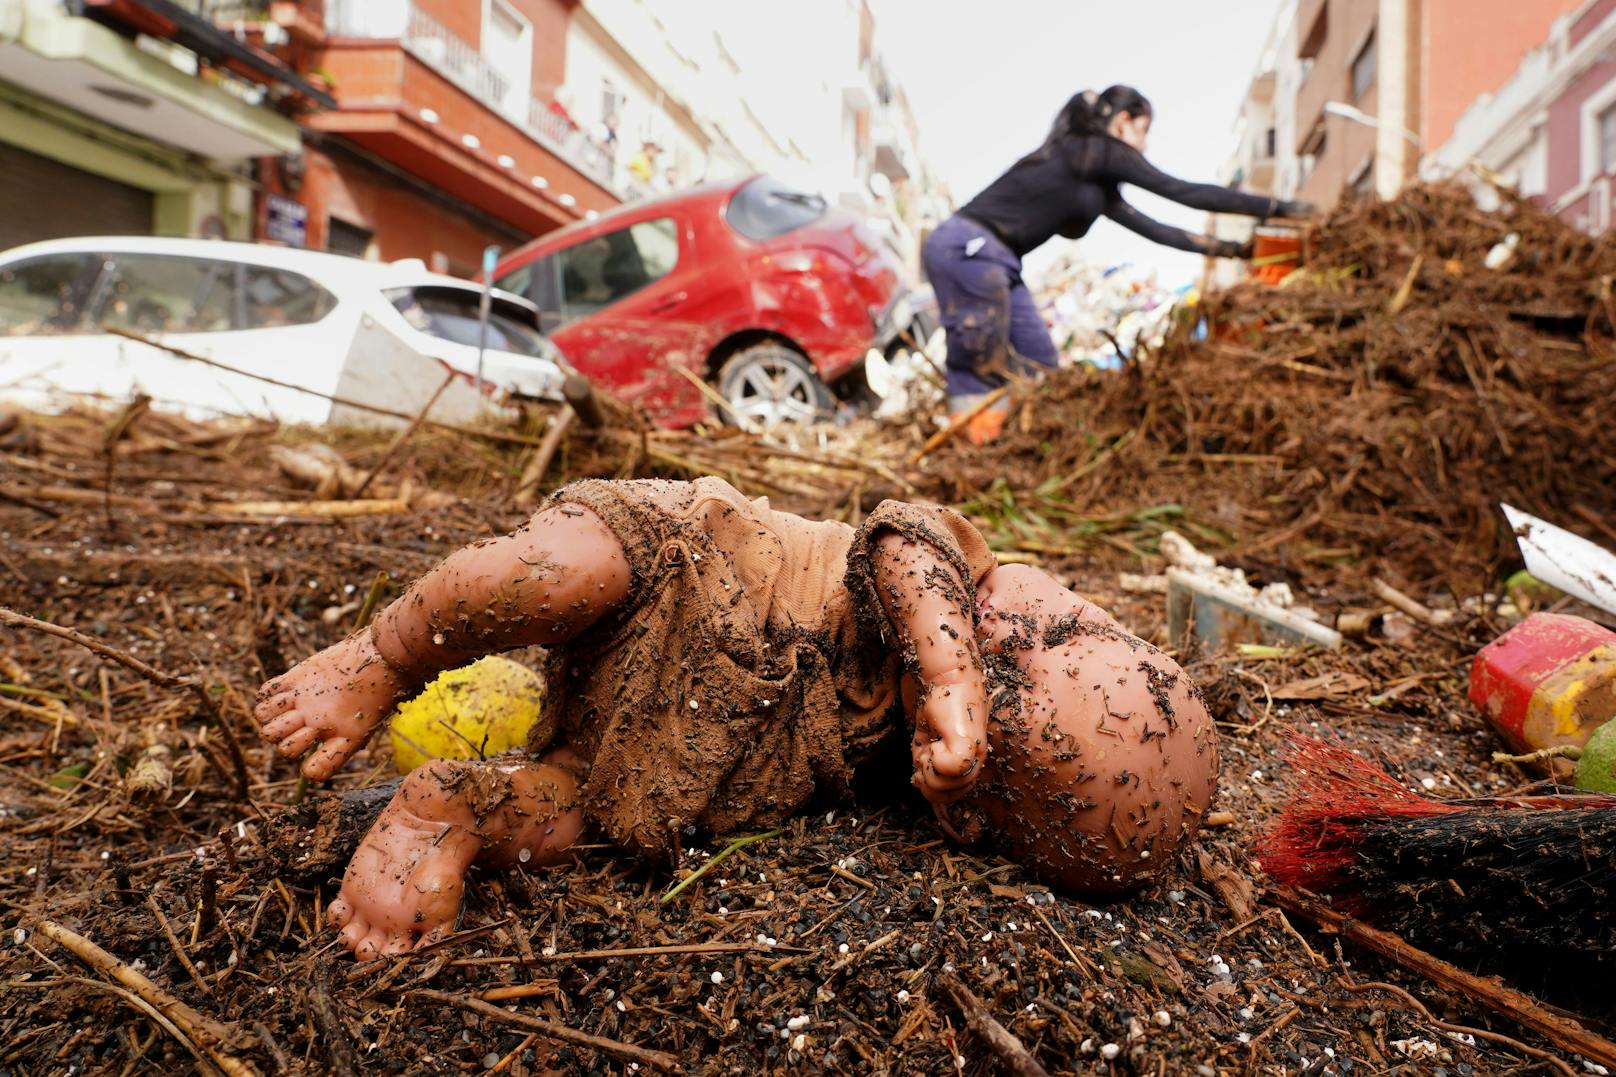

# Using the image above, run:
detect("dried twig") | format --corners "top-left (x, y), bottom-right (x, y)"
top-left (1270, 886), bottom-right (1616, 1068)
top-left (37, 920), bottom-right (255, 1076)
top-left (410, 989), bottom-right (681, 1072)
top-left (105, 326), bottom-right (546, 448)
top-left (0, 606), bottom-right (251, 798)
top-left (353, 371), bottom-right (456, 498)
top-left (912, 386), bottom-right (1008, 463)
top-left (936, 971), bottom-right (1052, 1077)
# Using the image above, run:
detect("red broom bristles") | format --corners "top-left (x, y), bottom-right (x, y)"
top-left (1261, 732), bottom-right (1469, 906)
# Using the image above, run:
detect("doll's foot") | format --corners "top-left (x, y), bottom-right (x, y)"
top-left (255, 630), bottom-right (410, 780)
top-left (326, 790), bottom-right (480, 960)
top-left (327, 756), bottom-right (585, 961)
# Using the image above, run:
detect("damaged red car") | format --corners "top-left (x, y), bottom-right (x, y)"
top-left (492, 174), bottom-right (919, 429)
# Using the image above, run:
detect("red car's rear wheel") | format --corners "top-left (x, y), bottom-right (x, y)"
top-left (715, 343), bottom-right (832, 429)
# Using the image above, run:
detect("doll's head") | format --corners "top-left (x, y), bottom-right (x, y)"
top-left (961, 565), bottom-right (1220, 894)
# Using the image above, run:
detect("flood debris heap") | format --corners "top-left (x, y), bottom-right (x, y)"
top-left (929, 182), bottom-right (1616, 596)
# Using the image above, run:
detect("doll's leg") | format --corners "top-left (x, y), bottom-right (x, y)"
top-left (326, 745), bottom-right (587, 960)
top-left (255, 504), bottom-right (631, 779)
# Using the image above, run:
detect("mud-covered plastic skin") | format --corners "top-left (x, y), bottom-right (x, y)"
top-left (950, 564), bottom-right (1220, 894)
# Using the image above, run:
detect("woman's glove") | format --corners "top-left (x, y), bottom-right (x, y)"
top-left (1272, 199), bottom-right (1316, 219)
top-left (1207, 238), bottom-right (1254, 260)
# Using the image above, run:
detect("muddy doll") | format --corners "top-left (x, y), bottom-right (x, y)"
top-left (255, 478), bottom-right (1218, 961)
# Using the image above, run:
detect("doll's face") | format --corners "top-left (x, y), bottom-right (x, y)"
top-left (974, 564), bottom-right (1120, 653)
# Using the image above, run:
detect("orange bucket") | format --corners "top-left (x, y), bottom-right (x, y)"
top-left (1251, 229), bottom-right (1303, 285)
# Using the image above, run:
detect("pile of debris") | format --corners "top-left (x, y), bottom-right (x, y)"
top-left (929, 182), bottom-right (1616, 596)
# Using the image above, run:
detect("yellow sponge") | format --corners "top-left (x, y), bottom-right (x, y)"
top-left (389, 656), bottom-right (549, 774)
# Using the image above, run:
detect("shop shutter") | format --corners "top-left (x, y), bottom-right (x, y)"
top-left (0, 142), bottom-right (154, 251)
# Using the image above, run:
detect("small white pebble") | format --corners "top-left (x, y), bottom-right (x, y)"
top-left (13, 928), bottom-right (27, 945)
top-left (1167, 890), bottom-right (1185, 903)
top-left (616, 1000), bottom-right (626, 1012)
top-left (897, 990), bottom-right (910, 1003)
top-left (981, 932), bottom-right (993, 942)
top-left (1237, 1032), bottom-right (1252, 1044)
top-left (1084, 909), bottom-right (1103, 919)
top-left (1421, 776), bottom-right (1437, 790)
top-left (710, 971), bottom-right (723, 984)
top-left (1100, 1043), bottom-right (1120, 1060)
top-left (718, 907), bottom-right (728, 915)
top-left (786, 1015), bottom-right (810, 1030)
top-left (838, 943), bottom-right (850, 954)
top-left (1154, 1010), bottom-right (1171, 1027)
top-left (1239, 1007), bottom-right (1254, 1020)
top-left (1006, 922), bottom-right (1018, 931)
top-left (1080, 1038), bottom-right (1095, 1054)
top-left (792, 1033), bottom-right (806, 1052)
top-left (1248, 957), bottom-right (1263, 969)
top-left (517, 848), bottom-right (531, 863)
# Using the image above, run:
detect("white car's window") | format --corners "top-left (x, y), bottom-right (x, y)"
top-left (243, 266), bottom-right (336, 328)
top-left (0, 254), bottom-right (98, 335)
top-left (95, 254), bottom-right (239, 334)
top-left (557, 217), bottom-right (679, 320)
top-left (387, 288), bottom-right (549, 357)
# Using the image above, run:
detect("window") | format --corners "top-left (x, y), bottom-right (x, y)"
top-left (1264, 127), bottom-right (1277, 158)
top-left (388, 287), bottom-right (549, 356)
top-left (327, 218), bottom-right (374, 259)
top-left (1600, 104), bottom-right (1616, 174)
top-left (243, 266), bottom-right (336, 328)
top-left (483, 0), bottom-right (532, 119)
top-left (1351, 31), bottom-right (1377, 102)
top-left (724, 176), bottom-right (828, 241)
top-left (0, 254), bottom-right (98, 335)
top-left (554, 218), bottom-right (679, 320)
top-left (93, 255), bottom-right (240, 334)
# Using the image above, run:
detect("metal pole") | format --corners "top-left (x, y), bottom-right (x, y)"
top-left (476, 244), bottom-right (500, 396)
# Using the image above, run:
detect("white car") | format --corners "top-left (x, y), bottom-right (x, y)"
top-left (0, 237), bottom-right (572, 426)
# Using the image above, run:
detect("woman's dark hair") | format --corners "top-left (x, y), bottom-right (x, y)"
top-left (1019, 85), bottom-right (1153, 166)
top-left (1053, 85), bottom-right (1152, 140)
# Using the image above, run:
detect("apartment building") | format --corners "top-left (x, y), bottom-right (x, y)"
top-left (1428, 0), bottom-right (1616, 233)
top-left (1233, 0), bottom-right (1579, 213)
top-left (0, 0), bottom-right (323, 248)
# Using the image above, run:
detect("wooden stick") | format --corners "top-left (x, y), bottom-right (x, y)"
top-left (146, 893), bottom-right (212, 996)
top-left (936, 971), bottom-right (1051, 1077)
top-left (1269, 886), bottom-right (1616, 1069)
top-left (353, 371), bottom-right (456, 498)
top-left (912, 386), bottom-right (1009, 463)
top-left (0, 607), bottom-right (251, 798)
top-left (105, 326), bottom-right (547, 448)
top-left (514, 407), bottom-right (576, 507)
top-left (206, 498), bottom-right (409, 519)
top-left (562, 374), bottom-right (605, 429)
top-left (1341, 980), bottom-right (1576, 1077)
top-left (448, 940), bottom-right (797, 967)
top-left (1369, 578), bottom-right (1455, 626)
top-left (410, 989), bottom-right (681, 1072)
top-left (37, 921), bottom-right (256, 1076)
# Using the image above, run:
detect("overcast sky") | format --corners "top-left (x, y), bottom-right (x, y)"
top-left (873, 0), bottom-right (1285, 288)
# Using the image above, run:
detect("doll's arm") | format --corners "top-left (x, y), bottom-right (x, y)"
top-left (872, 531), bottom-right (988, 803)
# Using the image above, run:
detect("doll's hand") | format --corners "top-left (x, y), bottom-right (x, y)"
top-left (873, 532), bottom-right (988, 804)
top-left (911, 666), bottom-right (987, 804)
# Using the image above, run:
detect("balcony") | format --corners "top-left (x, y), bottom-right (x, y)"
top-left (1249, 69), bottom-right (1276, 106)
top-left (311, 0), bottom-right (620, 233)
top-left (870, 122), bottom-right (912, 180)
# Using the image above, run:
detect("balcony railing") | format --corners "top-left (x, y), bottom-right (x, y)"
top-left (325, 0), bottom-right (616, 191)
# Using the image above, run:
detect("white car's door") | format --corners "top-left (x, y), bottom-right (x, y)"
top-left (0, 250), bottom-right (359, 424)
top-left (92, 253), bottom-right (357, 424)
